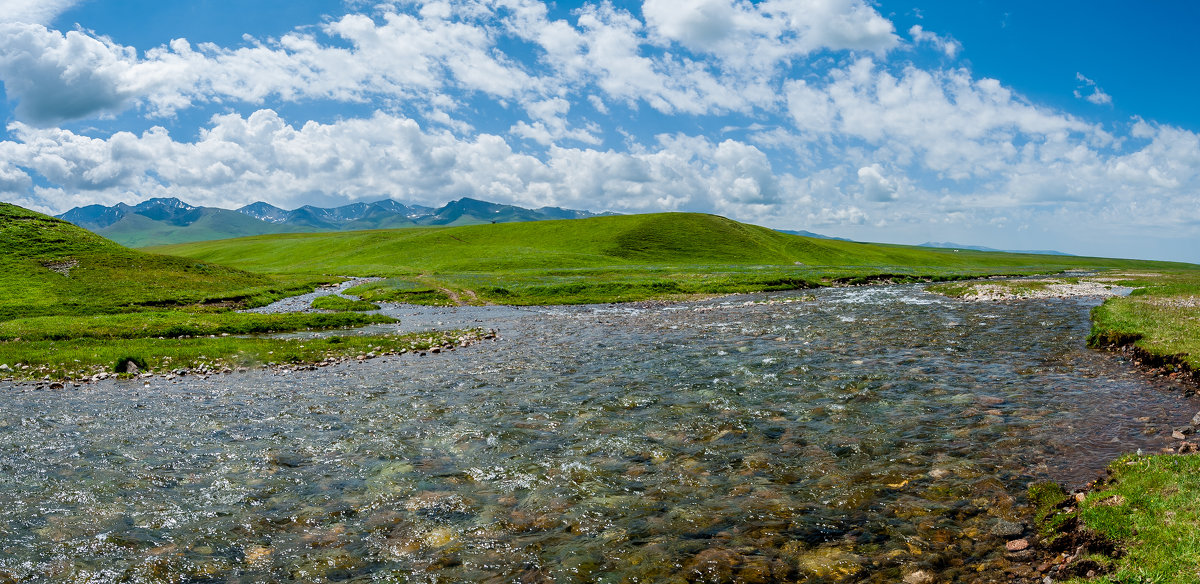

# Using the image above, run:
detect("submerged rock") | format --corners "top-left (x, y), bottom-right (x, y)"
top-left (794, 547), bottom-right (864, 580)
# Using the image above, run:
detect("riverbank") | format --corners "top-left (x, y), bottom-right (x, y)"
top-left (931, 271), bottom-right (1200, 582)
top-left (0, 328), bottom-right (494, 385)
top-left (929, 271), bottom-right (1199, 392)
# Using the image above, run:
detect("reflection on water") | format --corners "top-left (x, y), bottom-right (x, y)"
top-left (1, 285), bottom-right (1194, 583)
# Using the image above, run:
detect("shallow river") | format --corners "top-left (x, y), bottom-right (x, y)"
top-left (1, 285), bottom-right (1196, 583)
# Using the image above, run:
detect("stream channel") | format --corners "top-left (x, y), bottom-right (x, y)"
top-left (1, 285), bottom-right (1196, 582)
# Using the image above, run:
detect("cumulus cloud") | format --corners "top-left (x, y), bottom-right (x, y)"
top-left (0, 0), bottom-right (81, 25)
top-left (642, 0), bottom-right (899, 73)
top-left (857, 164), bottom-right (897, 201)
top-left (0, 23), bottom-right (136, 124)
top-left (0, 109), bottom-right (803, 220)
top-left (785, 59), bottom-right (1102, 182)
top-left (0, 0), bottom-right (902, 125)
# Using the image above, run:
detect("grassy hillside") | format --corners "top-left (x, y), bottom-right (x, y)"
top-left (0, 203), bottom-right (428, 379)
top-left (0, 203), bottom-right (332, 320)
top-left (154, 212), bottom-right (1186, 305)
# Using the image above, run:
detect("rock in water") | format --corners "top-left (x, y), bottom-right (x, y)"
top-left (1005, 539), bottom-right (1029, 552)
top-left (989, 519), bottom-right (1025, 537)
top-left (1191, 410), bottom-right (1200, 428)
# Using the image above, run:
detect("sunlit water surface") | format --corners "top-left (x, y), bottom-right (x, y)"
top-left (1, 286), bottom-right (1195, 583)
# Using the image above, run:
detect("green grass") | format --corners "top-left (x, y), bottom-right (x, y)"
top-left (0, 311), bottom-right (393, 341)
top-left (310, 295), bottom-right (381, 312)
top-left (1088, 270), bottom-right (1200, 370)
top-left (0, 202), bottom-right (331, 319)
top-left (1033, 454), bottom-right (1200, 584)
top-left (0, 203), bottom-right (413, 381)
top-left (153, 213), bottom-right (1190, 305)
top-left (0, 329), bottom-right (482, 381)
top-left (344, 278), bottom-right (456, 306)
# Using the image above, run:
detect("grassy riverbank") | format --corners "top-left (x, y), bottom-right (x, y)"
top-left (931, 270), bottom-right (1200, 581)
top-left (1031, 453), bottom-right (1200, 583)
top-left (0, 329), bottom-right (486, 382)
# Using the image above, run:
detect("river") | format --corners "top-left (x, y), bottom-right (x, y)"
top-left (1, 285), bottom-right (1195, 583)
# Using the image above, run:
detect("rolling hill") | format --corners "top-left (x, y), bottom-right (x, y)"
top-left (0, 203), bottom-right (311, 320)
top-left (153, 212), bottom-right (1188, 304)
top-left (155, 212), bottom-right (1175, 274)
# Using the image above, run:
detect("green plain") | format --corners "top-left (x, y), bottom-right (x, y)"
top-left (152, 212), bottom-right (1188, 305)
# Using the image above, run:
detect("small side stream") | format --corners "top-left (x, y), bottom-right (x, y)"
top-left (0, 285), bottom-right (1194, 583)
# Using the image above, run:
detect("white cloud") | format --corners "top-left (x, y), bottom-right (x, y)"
top-left (0, 23), bottom-right (137, 124)
top-left (642, 0), bottom-right (899, 72)
top-left (0, 110), bottom-right (805, 221)
top-left (0, 0), bottom-right (898, 126)
top-left (0, 0), bottom-right (80, 25)
top-left (857, 164), bottom-right (897, 201)
top-left (787, 59), bottom-right (1101, 181)
top-left (908, 25), bottom-right (961, 58)
top-left (1074, 72), bottom-right (1113, 106)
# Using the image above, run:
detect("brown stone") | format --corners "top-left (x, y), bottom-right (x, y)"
top-left (1005, 539), bottom-right (1029, 552)
top-left (903, 569), bottom-right (935, 584)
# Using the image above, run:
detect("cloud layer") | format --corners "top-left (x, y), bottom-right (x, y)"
top-left (0, 0), bottom-right (1197, 260)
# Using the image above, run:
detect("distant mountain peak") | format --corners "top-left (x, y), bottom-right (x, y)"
top-left (57, 196), bottom-right (614, 247)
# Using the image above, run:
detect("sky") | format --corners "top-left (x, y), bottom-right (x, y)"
top-left (0, 0), bottom-right (1197, 262)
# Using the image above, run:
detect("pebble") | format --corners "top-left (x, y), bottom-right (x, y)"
top-left (904, 569), bottom-right (935, 584)
top-left (1005, 539), bottom-right (1029, 552)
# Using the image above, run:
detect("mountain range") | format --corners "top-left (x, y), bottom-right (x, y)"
top-left (56, 197), bottom-right (614, 247)
top-left (918, 241), bottom-right (1072, 256)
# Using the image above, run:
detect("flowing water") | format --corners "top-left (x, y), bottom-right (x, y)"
top-left (1, 285), bottom-right (1195, 583)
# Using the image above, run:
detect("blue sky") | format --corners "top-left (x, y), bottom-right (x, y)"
top-left (0, 0), bottom-right (1197, 262)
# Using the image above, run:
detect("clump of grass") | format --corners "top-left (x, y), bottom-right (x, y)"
top-left (344, 279), bottom-right (455, 306)
top-left (0, 311), bottom-right (394, 341)
top-left (1060, 454), bottom-right (1200, 583)
top-left (1088, 270), bottom-right (1200, 370)
top-left (924, 282), bottom-right (976, 297)
top-left (1028, 482), bottom-right (1073, 541)
top-left (310, 295), bottom-right (380, 312)
top-left (0, 329), bottom-right (486, 381)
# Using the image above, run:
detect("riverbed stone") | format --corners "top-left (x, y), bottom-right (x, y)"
top-left (903, 569), bottom-right (935, 584)
top-left (1004, 539), bottom-right (1029, 552)
top-left (794, 547), bottom-right (863, 580)
top-left (989, 519), bottom-right (1025, 537)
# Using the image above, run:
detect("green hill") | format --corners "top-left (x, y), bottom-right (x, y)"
top-left (0, 203), bottom-right (312, 320)
top-left (154, 212), bottom-right (1187, 304)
